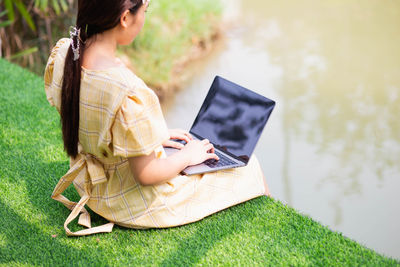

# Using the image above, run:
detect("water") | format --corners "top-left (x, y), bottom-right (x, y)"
top-left (162, 0), bottom-right (400, 259)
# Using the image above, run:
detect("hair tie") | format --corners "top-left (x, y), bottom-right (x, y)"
top-left (69, 26), bottom-right (81, 61)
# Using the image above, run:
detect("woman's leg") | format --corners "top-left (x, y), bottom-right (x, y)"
top-left (262, 173), bottom-right (271, 197)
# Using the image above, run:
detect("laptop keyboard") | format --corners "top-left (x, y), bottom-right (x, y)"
top-left (204, 150), bottom-right (237, 168)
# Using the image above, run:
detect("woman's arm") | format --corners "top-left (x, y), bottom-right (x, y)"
top-left (128, 139), bottom-right (219, 186)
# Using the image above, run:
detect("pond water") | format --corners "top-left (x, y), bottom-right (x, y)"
top-left (162, 0), bottom-right (400, 259)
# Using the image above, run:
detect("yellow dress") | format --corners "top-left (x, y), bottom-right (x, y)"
top-left (45, 38), bottom-right (266, 236)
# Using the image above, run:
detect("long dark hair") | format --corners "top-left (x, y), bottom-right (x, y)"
top-left (61, 0), bottom-right (143, 158)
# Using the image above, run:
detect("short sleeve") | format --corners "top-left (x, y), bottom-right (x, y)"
top-left (111, 88), bottom-right (169, 158)
top-left (44, 38), bottom-right (70, 109)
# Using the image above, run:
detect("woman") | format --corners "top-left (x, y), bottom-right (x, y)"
top-left (45, 0), bottom-right (270, 236)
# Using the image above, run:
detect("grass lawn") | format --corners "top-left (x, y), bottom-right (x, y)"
top-left (0, 58), bottom-right (398, 266)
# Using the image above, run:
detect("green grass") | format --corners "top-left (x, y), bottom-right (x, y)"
top-left (0, 58), bottom-right (398, 266)
top-left (120, 0), bottom-right (221, 91)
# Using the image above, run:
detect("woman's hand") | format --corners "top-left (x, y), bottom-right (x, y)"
top-left (181, 139), bottom-right (219, 166)
top-left (129, 137), bottom-right (219, 186)
top-left (163, 128), bottom-right (193, 149)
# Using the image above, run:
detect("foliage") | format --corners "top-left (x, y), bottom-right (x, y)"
top-left (121, 0), bottom-right (222, 94)
top-left (34, 0), bottom-right (69, 15)
top-left (0, 58), bottom-right (399, 266)
top-left (0, 6), bottom-right (11, 28)
top-left (0, 0), bottom-right (221, 90)
top-left (0, 0), bottom-right (74, 72)
top-left (3, 0), bottom-right (36, 31)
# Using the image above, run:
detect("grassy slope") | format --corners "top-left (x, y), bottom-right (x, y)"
top-left (0, 59), bottom-right (398, 266)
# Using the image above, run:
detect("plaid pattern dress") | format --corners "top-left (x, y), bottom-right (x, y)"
top-left (45, 38), bottom-right (266, 236)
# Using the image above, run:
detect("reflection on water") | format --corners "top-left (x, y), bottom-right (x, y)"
top-left (162, 0), bottom-right (400, 259)
top-left (259, 1), bottom-right (400, 195)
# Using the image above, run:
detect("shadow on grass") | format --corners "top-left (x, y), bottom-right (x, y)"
top-left (0, 142), bottom-right (111, 231)
top-left (160, 198), bottom-right (264, 266)
top-left (0, 198), bottom-right (108, 265)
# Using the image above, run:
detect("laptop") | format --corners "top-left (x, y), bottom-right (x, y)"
top-left (164, 76), bottom-right (275, 175)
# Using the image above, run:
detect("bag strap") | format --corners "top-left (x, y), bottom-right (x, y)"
top-left (51, 154), bottom-right (114, 236)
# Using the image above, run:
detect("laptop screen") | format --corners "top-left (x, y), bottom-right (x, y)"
top-left (190, 76), bottom-right (275, 164)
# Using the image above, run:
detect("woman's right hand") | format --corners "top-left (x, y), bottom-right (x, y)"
top-left (129, 138), bottom-right (219, 186)
top-left (181, 139), bottom-right (219, 166)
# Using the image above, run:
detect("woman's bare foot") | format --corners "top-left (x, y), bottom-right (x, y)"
top-left (262, 173), bottom-right (271, 197)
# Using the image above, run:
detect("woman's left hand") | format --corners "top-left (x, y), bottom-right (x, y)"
top-left (163, 129), bottom-right (193, 149)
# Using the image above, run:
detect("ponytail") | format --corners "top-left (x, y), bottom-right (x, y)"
top-left (60, 31), bottom-right (86, 158)
top-left (59, 0), bottom-right (143, 158)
